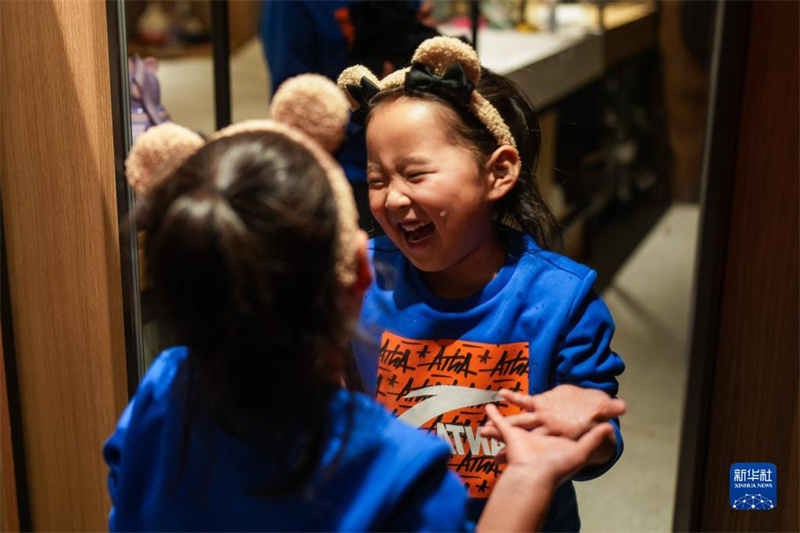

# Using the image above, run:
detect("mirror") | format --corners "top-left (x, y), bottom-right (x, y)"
top-left (112, 1), bottom-right (719, 529)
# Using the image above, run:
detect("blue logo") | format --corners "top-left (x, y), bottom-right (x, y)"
top-left (730, 463), bottom-right (777, 510)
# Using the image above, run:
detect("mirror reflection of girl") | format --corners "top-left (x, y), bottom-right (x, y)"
top-left (104, 75), bottom-right (623, 532)
top-left (342, 37), bottom-right (626, 530)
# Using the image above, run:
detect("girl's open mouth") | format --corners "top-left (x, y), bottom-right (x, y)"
top-left (401, 221), bottom-right (434, 244)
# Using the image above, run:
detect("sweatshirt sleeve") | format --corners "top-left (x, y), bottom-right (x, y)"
top-left (260, 0), bottom-right (319, 93)
top-left (102, 399), bottom-right (136, 532)
top-left (101, 348), bottom-right (186, 531)
top-left (380, 457), bottom-right (469, 532)
top-left (551, 271), bottom-right (626, 480)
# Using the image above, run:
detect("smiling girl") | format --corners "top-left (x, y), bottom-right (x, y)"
top-left (104, 73), bottom-right (623, 533)
top-left (341, 37), bottom-right (626, 530)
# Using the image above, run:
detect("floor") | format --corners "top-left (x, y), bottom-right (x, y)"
top-left (578, 204), bottom-right (699, 532)
top-left (150, 39), bottom-right (701, 532)
top-left (154, 38), bottom-right (271, 135)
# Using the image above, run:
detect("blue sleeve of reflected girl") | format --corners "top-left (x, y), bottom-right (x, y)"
top-left (551, 273), bottom-right (626, 480)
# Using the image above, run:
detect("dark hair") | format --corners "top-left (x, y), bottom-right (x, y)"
top-left (139, 131), bottom-right (349, 493)
top-left (367, 68), bottom-right (560, 250)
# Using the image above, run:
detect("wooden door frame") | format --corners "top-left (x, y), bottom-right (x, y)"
top-left (0, 1), bottom-right (130, 529)
top-left (1, 192), bottom-right (27, 532)
top-left (673, 1), bottom-right (751, 529)
top-left (674, 1), bottom-right (799, 530)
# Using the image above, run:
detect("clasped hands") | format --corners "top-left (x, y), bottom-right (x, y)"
top-left (480, 385), bottom-right (627, 488)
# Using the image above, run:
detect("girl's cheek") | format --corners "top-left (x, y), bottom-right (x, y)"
top-left (368, 192), bottom-right (385, 214)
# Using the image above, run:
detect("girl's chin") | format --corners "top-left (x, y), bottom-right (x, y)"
top-left (399, 242), bottom-right (432, 265)
top-left (403, 250), bottom-right (448, 275)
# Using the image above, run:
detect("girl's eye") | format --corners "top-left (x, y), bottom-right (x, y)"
top-left (408, 172), bottom-right (428, 180)
top-left (367, 179), bottom-right (385, 189)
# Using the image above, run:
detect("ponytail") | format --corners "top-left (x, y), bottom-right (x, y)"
top-left (141, 131), bottom-right (346, 494)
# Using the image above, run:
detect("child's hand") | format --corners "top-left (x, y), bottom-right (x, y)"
top-left (477, 405), bottom-right (614, 532)
top-left (480, 385), bottom-right (626, 441)
top-left (484, 403), bottom-right (614, 487)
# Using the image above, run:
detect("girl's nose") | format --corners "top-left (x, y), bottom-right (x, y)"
top-left (385, 185), bottom-right (412, 210)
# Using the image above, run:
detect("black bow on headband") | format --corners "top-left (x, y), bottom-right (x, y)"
top-left (405, 62), bottom-right (474, 107)
top-left (346, 77), bottom-right (381, 126)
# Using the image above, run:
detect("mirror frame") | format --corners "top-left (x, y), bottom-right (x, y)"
top-left (104, 1), bottom-right (749, 529)
top-left (106, 0), bottom-right (145, 397)
top-left (106, 0), bottom-right (235, 396)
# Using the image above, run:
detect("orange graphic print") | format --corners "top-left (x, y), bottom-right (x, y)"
top-left (376, 332), bottom-right (530, 498)
top-left (333, 8), bottom-right (355, 49)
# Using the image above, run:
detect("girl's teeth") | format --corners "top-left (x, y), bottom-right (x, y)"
top-left (402, 221), bottom-right (430, 231)
top-left (402, 221), bottom-right (434, 244)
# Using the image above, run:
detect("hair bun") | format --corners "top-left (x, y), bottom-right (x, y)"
top-left (412, 36), bottom-right (481, 83)
top-left (270, 74), bottom-right (350, 154)
top-left (126, 123), bottom-right (204, 195)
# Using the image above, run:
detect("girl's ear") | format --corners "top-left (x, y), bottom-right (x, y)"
top-left (343, 230), bottom-right (373, 313)
top-left (353, 230), bottom-right (373, 297)
top-left (485, 146), bottom-right (521, 201)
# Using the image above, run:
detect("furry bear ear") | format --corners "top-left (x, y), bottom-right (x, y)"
top-left (270, 74), bottom-right (351, 154)
top-left (379, 67), bottom-right (410, 90)
top-left (125, 122), bottom-right (204, 195)
top-left (412, 36), bottom-right (482, 84)
top-left (338, 66), bottom-right (381, 109)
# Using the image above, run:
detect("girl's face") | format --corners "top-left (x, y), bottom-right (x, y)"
top-left (366, 97), bottom-right (498, 277)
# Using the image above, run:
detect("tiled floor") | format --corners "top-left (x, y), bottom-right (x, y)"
top-left (577, 204), bottom-right (699, 532)
top-left (152, 40), bottom-right (701, 532)
top-left (155, 38), bottom-right (271, 135)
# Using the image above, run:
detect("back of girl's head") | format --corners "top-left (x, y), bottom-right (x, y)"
top-left (140, 131), bottom-right (345, 431)
top-left (368, 68), bottom-right (560, 250)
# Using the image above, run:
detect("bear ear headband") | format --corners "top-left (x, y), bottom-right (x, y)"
top-left (337, 36), bottom-right (516, 148)
top-left (124, 74), bottom-right (360, 286)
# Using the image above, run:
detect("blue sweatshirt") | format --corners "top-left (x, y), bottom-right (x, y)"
top-left (260, 0), bottom-right (424, 183)
top-left (104, 347), bottom-right (467, 531)
top-left (353, 229), bottom-right (626, 531)
top-left (260, 0), bottom-right (366, 182)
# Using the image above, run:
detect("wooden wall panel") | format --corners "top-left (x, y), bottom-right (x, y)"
top-left (1, 325), bottom-right (20, 532)
top-left (0, 1), bottom-right (128, 530)
top-left (699, 1), bottom-right (799, 531)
